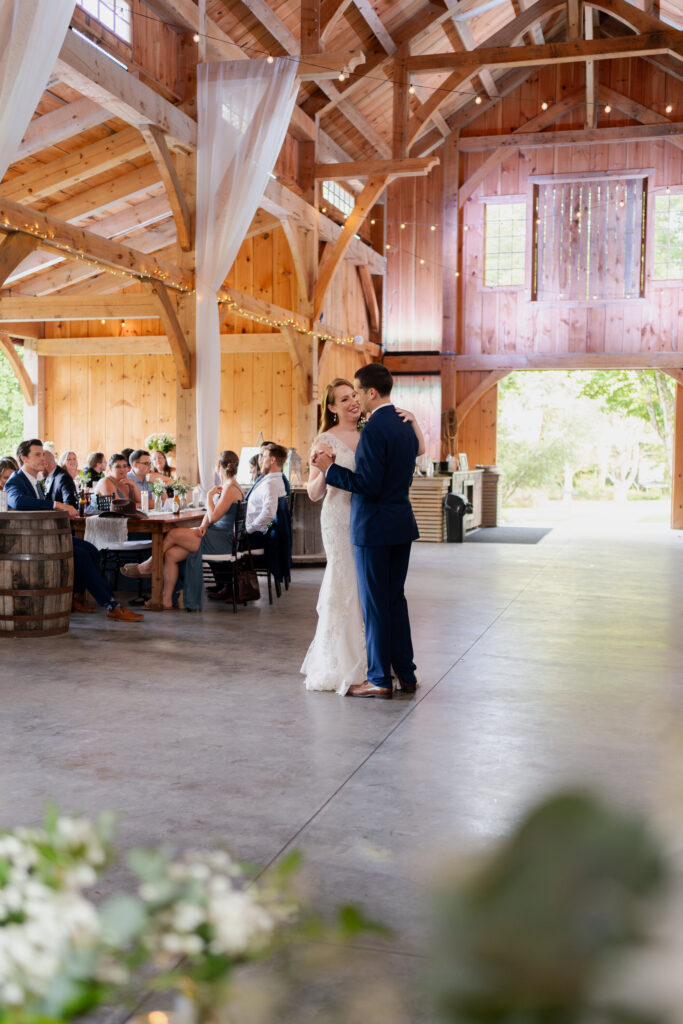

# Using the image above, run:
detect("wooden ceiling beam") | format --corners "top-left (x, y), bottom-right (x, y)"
top-left (219, 286), bottom-right (310, 333)
top-left (45, 163), bottom-right (162, 223)
top-left (353, 0), bottom-right (397, 54)
top-left (17, 99), bottom-right (108, 161)
top-left (55, 29), bottom-right (197, 150)
top-left (0, 198), bottom-right (192, 292)
top-left (585, 5), bottom-right (597, 129)
top-left (140, 124), bottom-right (191, 250)
top-left (33, 332), bottom-right (291, 356)
top-left (567, 0), bottom-right (581, 38)
top-left (406, 30), bottom-right (683, 73)
top-left (0, 294), bottom-right (160, 321)
top-left (139, 0), bottom-right (245, 59)
top-left (458, 86), bottom-right (585, 205)
top-left (0, 127), bottom-right (149, 205)
top-left (458, 119), bottom-right (683, 150)
top-left (598, 13), bottom-right (683, 84)
top-left (598, 83), bottom-right (683, 150)
top-left (314, 156), bottom-right (440, 180)
top-left (321, 0), bottom-right (354, 43)
top-left (443, 19), bottom-right (499, 100)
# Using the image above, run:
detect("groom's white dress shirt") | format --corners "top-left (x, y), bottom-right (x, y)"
top-left (245, 472), bottom-right (286, 534)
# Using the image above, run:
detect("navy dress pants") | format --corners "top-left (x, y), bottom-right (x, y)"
top-left (72, 537), bottom-right (113, 608)
top-left (353, 542), bottom-right (417, 690)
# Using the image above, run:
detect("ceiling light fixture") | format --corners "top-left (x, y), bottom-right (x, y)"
top-left (474, 95), bottom-right (482, 105)
top-left (604, 104), bottom-right (612, 113)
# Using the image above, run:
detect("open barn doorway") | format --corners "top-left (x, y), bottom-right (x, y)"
top-left (495, 369), bottom-right (674, 528)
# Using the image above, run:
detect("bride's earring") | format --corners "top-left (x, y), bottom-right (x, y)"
top-left (333, 413), bottom-right (337, 423)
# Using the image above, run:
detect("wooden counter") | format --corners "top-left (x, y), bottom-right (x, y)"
top-left (409, 477), bottom-right (450, 542)
top-left (290, 487), bottom-right (325, 564)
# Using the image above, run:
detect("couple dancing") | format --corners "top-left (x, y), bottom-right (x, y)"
top-left (302, 363), bottom-right (425, 699)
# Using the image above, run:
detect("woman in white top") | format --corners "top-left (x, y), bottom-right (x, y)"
top-left (301, 377), bottom-right (425, 694)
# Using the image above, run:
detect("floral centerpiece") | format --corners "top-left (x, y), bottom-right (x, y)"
top-left (145, 433), bottom-right (176, 455)
top-left (172, 477), bottom-right (191, 497)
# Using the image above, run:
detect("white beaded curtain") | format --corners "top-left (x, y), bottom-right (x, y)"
top-left (0, 0), bottom-right (76, 181)
top-left (195, 58), bottom-right (298, 491)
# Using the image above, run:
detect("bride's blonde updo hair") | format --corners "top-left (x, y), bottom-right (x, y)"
top-left (320, 378), bottom-right (353, 433)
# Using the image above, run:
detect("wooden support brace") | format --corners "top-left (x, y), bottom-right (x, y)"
top-left (320, 0), bottom-right (353, 42)
top-left (314, 175), bottom-right (389, 321)
top-left (393, 43), bottom-right (410, 159)
top-left (140, 124), bottom-right (192, 251)
top-left (0, 234), bottom-right (41, 288)
top-left (0, 333), bottom-right (34, 405)
top-left (142, 279), bottom-right (192, 388)
top-left (456, 371), bottom-right (509, 426)
top-left (358, 265), bottom-right (380, 331)
top-left (281, 325), bottom-right (312, 403)
top-left (314, 156), bottom-right (440, 180)
top-left (280, 219), bottom-right (313, 308)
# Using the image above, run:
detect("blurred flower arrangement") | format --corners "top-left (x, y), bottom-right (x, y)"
top-left (0, 809), bottom-right (302, 1024)
top-left (145, 434), bottom-right (176, 455)
top-left (171, 478), bottom-right (191, 497)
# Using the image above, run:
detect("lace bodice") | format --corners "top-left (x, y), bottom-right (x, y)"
top-left (317, 430), bottom-right (356, 530)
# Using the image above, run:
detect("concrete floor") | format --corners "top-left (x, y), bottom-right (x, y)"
top-left (1, 518), bottom-right (682, 1015)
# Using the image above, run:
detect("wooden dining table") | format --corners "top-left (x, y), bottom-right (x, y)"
top-left (72, 509), bottom-right (206, 610)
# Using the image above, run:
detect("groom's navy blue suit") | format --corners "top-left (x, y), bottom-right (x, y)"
top-left (326, 404), bottom-right (419, 690)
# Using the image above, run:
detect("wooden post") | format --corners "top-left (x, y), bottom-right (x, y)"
top-left (441, 132), bottom-right (459, 460)
top-left (22, 340), bottom-right (45, 438)
top-left (393, 43), bottom-right (410, 159)
top-left (671, 383), bottom-right (683, 528)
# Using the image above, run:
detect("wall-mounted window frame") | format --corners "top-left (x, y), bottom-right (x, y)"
top-left (651, 186), bottom-right (683, 283)
top-left (322, 180), bottom-right (355, 218)
top-left (76, 0), bottom-right (132, 43)
top-left (529, 169), bottom-right (650, 305)
top-left (480, 194), bottom-right (528, 291)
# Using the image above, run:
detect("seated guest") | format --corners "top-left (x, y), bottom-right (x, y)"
top-left (120, 447), bottom-right (134, 467)
top-left (123, 449), bottom-right (243, 611)
top-left (5, 439), bottom-right (143, 622)
top-left (258, 440), bottom-right (290, 495)
top-left (60, 450), bottom-right (79, 480)
top-left (148, 449), bottom-right (175, 486)
top-left (128, 449), bottom-right (155, 502)
top-left (83, 451), bottom-right (106, 486)
top-left (248, 453), bottom-right (260, 484)
top-left (95, 453), bottom-right (141, 506)
top-left (245, 442), bottom-right (287, 544)
top-left (0, 456), bottom-right (18, 490)
top-left (43, 450), bottom-right (78, 508)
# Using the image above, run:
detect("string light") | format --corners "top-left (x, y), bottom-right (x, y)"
top-left (541, 101), bottom-right (548, 111)
top-left (386, 243), bottom-right (391, 250)
top-left (419, 258), bottom-right (425, 264)
top-left (370, 219), bottom-right (376, 225)
top-left (338, 72), bottom-right (346, 81)
top-left (408, 84), bottom-right (415, 95)
top-left (266, 55), bottom-right (274, 64)
top-left (666, 103), bottom-right (673, 114)
top-left (430, 224), bottom-right (436, 231)
top-left (217, 294), bottom-right (355, 346)
top-left (400, 222), bottom-right (406, 229)
top-left (604, 104), bottom-right (612, 113)
top-left (474, 95), bottom-right (482, 105)
top-left (192, 33), bottom-right (200, 41)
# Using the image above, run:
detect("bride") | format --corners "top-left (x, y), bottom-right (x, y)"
top-left (301, 377), bottom-right (425, 695)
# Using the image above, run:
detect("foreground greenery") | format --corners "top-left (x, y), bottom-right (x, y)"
top-left (0, 349), bottom-right (25, 457)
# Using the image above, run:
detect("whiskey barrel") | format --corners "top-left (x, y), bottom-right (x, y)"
top-left (0, 511), bottom-right (74, 638)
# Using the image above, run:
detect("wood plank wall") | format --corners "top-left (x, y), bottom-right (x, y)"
top-left (42, 227), bottom-right (370, 460)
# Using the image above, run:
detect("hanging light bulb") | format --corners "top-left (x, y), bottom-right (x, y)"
top-left (338, 71), bottom-right (347, 81)
top-left (400, 222), bottom-right (406, 229)
top-left (385, 243), bottom-right (391, 250)
top-left (474, 95), bottom-right (482, 105)
top-left (604, 104), bottom-right (612, 113)
top-left (419, 258), bottom-right (425, 265)
top-left (370, 218), bottom-right (376, 225)
top-left (192, 33), bottom-right (200, 42)
top-left (408, 84), bottom-right (415, 95)
top-left (430, 224), bottom-right (436, 231)
top-left (666, 103), bottom-right (674, 114)
top-left (541, 101), bottom-right (548, 111)
top-left (266, 54), bottom-right (274, 64)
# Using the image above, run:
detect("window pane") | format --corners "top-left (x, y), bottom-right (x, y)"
top-left (653, 194), bottom-right (683, 280)
top-left (484, 202), bottom-right (526, 287)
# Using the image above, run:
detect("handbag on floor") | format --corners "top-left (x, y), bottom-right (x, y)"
top-left (236, 533), bottom-right (260, 603)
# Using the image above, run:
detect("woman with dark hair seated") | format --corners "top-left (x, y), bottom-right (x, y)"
top-left (122, 449), bottom-right (243, 611)
top-left (0, 456), bottom-right (19, 490)
top-left (94, 454), bottom-right (141, 507)
top-left (83, 451), bottom-right (106, 486)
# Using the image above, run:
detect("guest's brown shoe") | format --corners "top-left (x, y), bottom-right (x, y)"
top-left (106, 605), bottom-right (144, 622)
top-left (397, 678), bottom-right (417, 694)
top-left (71, 596), bottom-right (96, 614)
top-left (347, 680), bottom-right (392, 699)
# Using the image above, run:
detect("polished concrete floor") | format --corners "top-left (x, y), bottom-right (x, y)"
top-left (1, 518), bottom-right (682, 1014)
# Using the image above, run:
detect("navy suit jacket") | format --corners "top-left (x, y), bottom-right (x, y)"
top-left (4, 470), bottom-right (55, 511)
top-left (326, 405), bottom-right (419, 547)
top-left (44, 466), bottom-right (78, 508)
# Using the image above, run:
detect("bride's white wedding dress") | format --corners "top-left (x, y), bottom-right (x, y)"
top-left (301, 432), bottom-right (367, 695)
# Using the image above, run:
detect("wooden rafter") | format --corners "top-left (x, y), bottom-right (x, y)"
top-left (0, 333), bottom-right (34, 405)
top-left (314, 156), bottom-right (440, 180)
top-left (354, 0), bottom-right (397, 54)
top-left (0, 127), bottom-right (149, 205)
top-left (140, 124), bottom-right (192, 251)
top-left (457, 120), bottom-right (683, 150)
top-left (0, 294), bottom-right (159, 322)
top-left (458, 87), bottom-right (584, 205)
top-left (321, 0), bottom-right (354, 42)
top-left (55, 30), bottom-right (197, 150)
top-left (405, 30), bottom-right (683, 73)
top-left (598, 83), bottom-right (683, 151)
top-left (17, 98), bottom-right (107, 161)
top-left (567, 0), bottom-right (581, 38)
top-left (141, 279), bottom-right (191, 388)
top-left (219, 287), bottom-right (310, 333)
top-left (314, 175), bottom-right (389, 321)
top-left (46, 164), bottom-right (162, 223)
top-left (280, 219), bottom-right (313, 308)
top-left (585, 5), bottom-right (597, 129)
top-left (443, 18), bottom-right (499, 101)
top-left (0, 197), bottom-right (192, 292)
top-left (358, 265), bottom-right (380, 331)
top-left (393, 43), bottom-right (410, 159)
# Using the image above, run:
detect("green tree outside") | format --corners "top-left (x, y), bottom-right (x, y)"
top-left (0, 349), bottom-right (25, 458)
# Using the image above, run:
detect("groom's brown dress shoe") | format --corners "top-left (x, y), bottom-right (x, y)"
top-left (397, 678), bottom-right (417, 694)
top-left (347, 680), bottom-right (392, 699)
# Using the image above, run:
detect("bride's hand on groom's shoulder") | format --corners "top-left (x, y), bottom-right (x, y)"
top-left (395, 406), bottom-right (415, 423)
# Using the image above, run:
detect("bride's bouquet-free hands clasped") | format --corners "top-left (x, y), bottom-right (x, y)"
top-left (310, 443), bottom-right (336, 473)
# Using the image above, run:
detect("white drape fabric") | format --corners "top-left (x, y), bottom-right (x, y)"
top-left (0, 0), bottom-right (76, 181)
top-left (195, 58), bottom-right (298, 490)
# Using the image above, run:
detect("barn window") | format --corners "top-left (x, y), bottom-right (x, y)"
top-left (76, 0), bottom-right (131, 43)
top-left (532, 175), bottom-right (646, 301)
top-left (653, 192), bottom-right (683, 280)
top-left (322, 180), bottom-right (355, 218)
top-left (483, 199), bottom-right (527, 287)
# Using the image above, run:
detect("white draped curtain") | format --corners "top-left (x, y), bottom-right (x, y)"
top-left (195, 58), bottom-right (298, 490)
top-left (0, 0), bottom-right (76, 181)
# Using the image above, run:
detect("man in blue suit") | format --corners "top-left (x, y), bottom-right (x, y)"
top-left (312, 364), bottom-right (419, 699)
top-left (5, 439), bottom-right (143, 622)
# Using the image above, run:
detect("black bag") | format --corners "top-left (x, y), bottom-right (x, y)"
top-left (236, 532), bottom-right (260, 602)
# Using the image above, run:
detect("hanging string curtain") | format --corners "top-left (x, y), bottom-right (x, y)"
top-left (0, 0), bottom-right (76, 182)
top-left (195, 57), bottom-right (298, 490)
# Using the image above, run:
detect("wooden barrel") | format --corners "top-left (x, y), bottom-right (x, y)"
top-left (0, 511), bottom-right (74, 638)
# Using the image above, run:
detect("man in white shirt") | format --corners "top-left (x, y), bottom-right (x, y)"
top-left (245, 442), bottom-right (287, 541)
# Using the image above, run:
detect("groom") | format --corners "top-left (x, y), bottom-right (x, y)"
top-left (312, 364), bottom-right (419, 699)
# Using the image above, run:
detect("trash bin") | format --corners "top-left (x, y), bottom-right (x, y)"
top-left (443, 492), bottom-right (473, 543)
